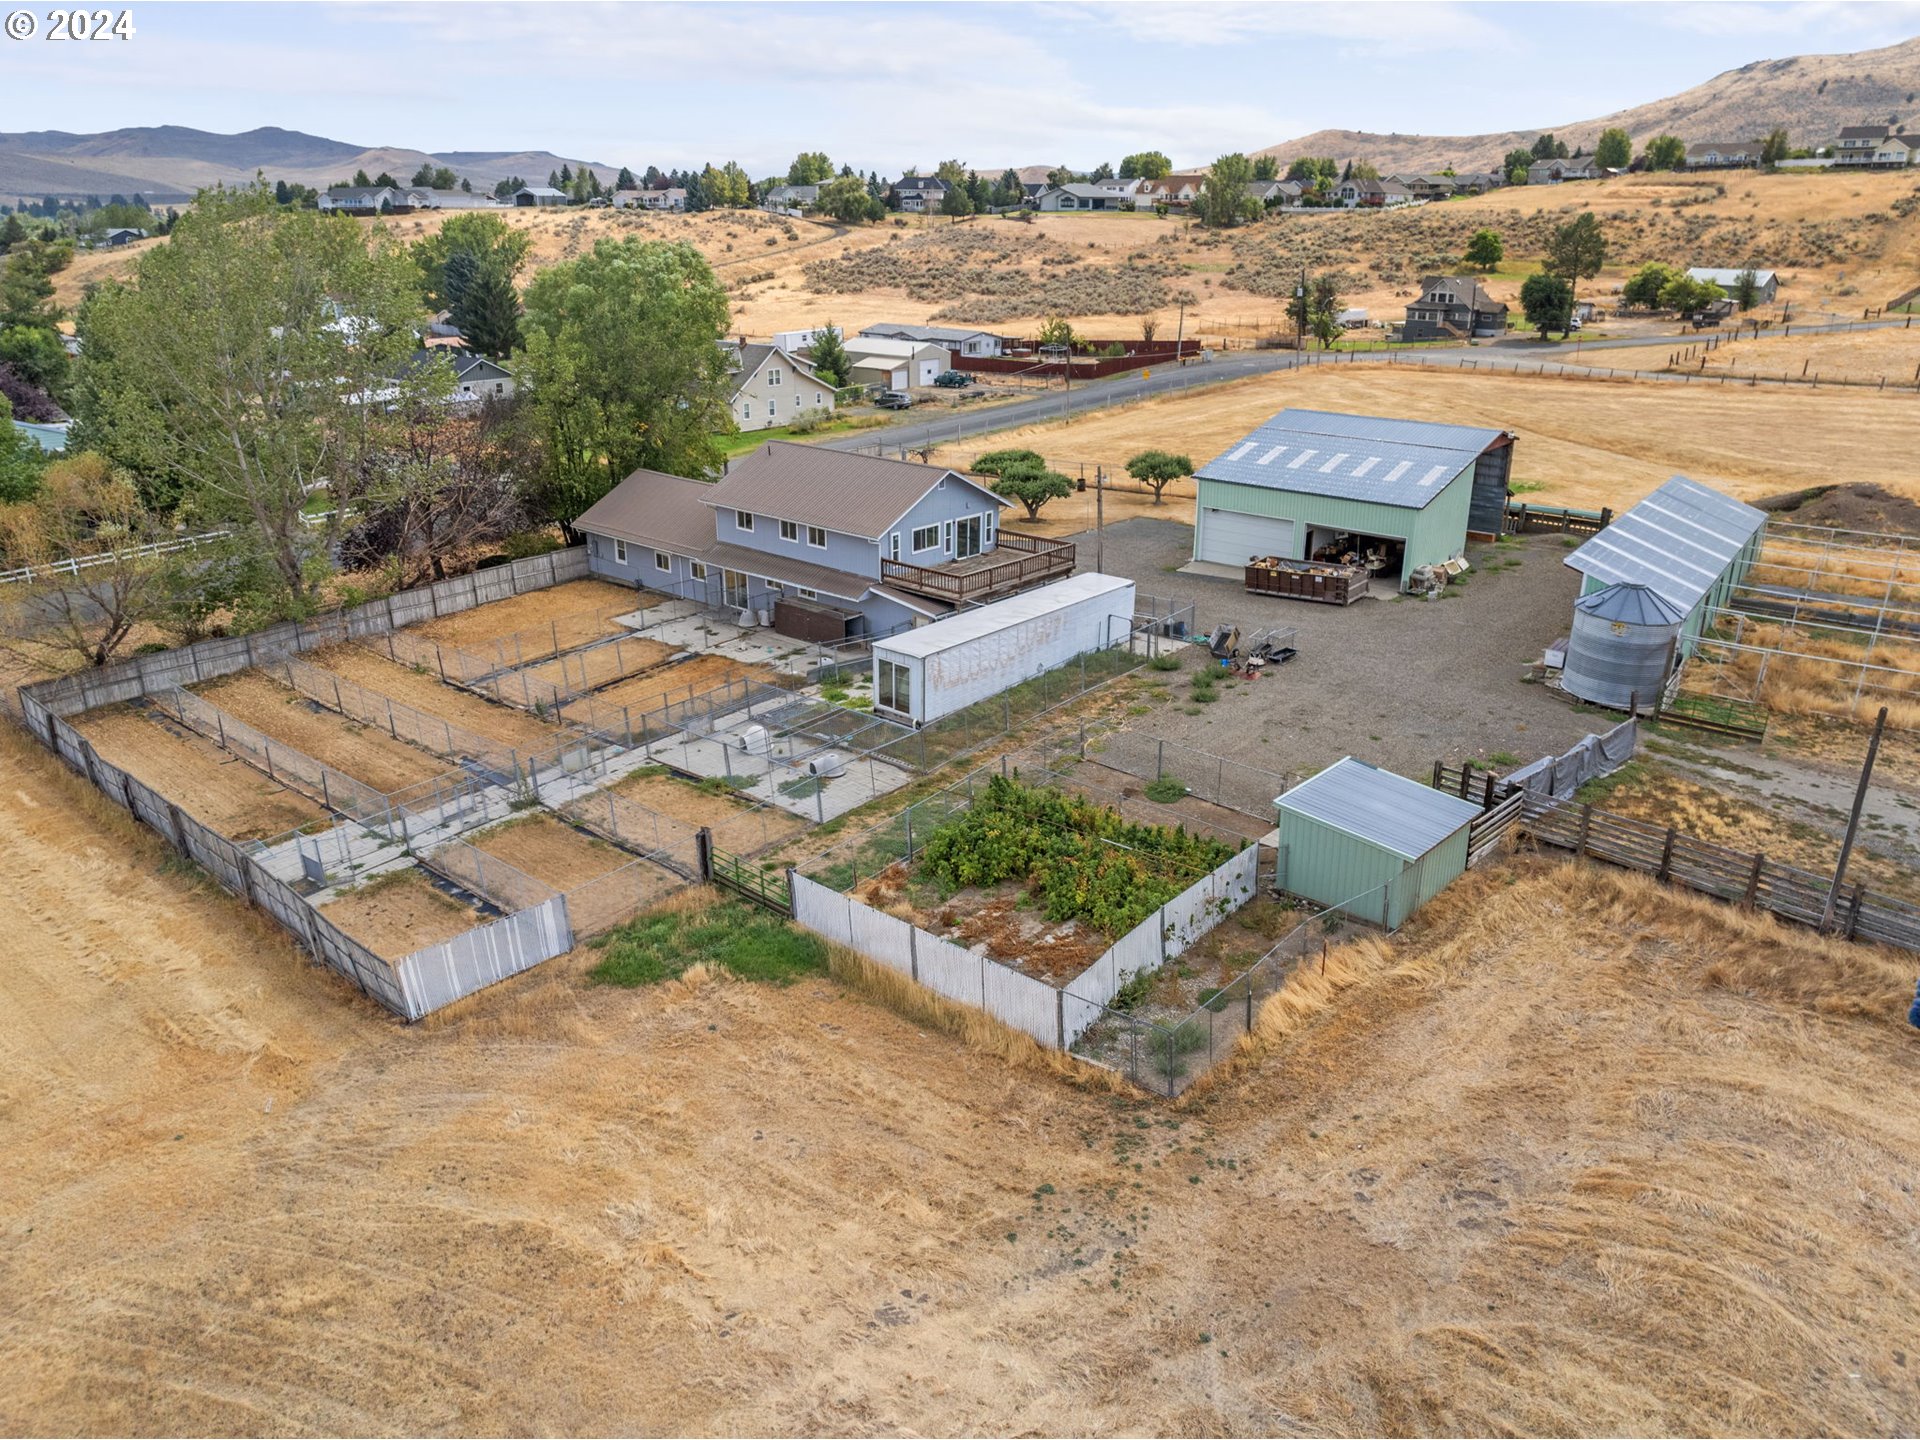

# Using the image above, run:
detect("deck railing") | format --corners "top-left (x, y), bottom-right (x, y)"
top-left (879, 530), bottom-right (1076, 603)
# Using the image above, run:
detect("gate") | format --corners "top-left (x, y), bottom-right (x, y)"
top-left (699, 829), bottom-right (793, 914)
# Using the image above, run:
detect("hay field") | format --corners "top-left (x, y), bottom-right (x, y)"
top-left (5, 716), bottom-right (1918, 1437)
top-left (933, 363), bottom-right (1920, 522)
top-left (55, 170), bottom-right (1920, 345)
top-left (72, 703), bottom-right (325, 841)
top-left (1565, 323), bottom-right (1920, 386)
top-left (195, 670), bottom-right (454, 792)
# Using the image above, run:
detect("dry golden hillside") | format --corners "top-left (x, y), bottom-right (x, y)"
top-left (2, 715), bottom-right (1916, 1434)
top-left (54, 168), bottom-right (1920, 346)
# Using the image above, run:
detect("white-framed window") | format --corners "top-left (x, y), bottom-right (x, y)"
top-left (767, 399), bottom-right (776, 418)
top-left (796, 587), bottom-right (817, 599)
top-left (943, 519), bottom-right (953, 554)
top-left (655, 551), bottom-right (672, 573)
top-left (768, 367), bottom-right (781, 386)
top-left (807, 525), bottom-right (826, 548)
top-left (780, 519), bottom-right (800, 542)
top-left (911, 524), bottom-right (939, 552)
top-left (889, 532), bottom-right (900, 562)
top-left (614, 539), bottom-right (627, 564)
top-left (766, 579), bottom-right (784, 593)
top-left (736, 510), bottom-right (754, 531)
top-left (984, 510), bottom-right (995, 544)
top-left (877, 658), bottom-right (912, 714)
top-left (690, 561), bottom-right (708, 581)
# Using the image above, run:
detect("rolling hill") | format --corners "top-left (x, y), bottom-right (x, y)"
top-left (0, 125), bottom-right (628, 202)
top-left (1256, 34), bottom-right (1920, 172)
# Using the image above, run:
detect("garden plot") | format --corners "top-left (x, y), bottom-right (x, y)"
top-left (303, 645), bottom-right (569, 753)
top-left (610, 768), bottom-right (807, 852)
top-left (564, 654), bottom-right (766, 725)
top-left (514, 633), bottom-right (679, 696)
top-left (315, 866), bottom-right (486, 960)
top-left (466, 812), bottom-right (634, 892)
top-left (194, 671), bottom-right (455, 793)
top-left (411, 578), bottom-right (651, 651)
top-left (71, 704), bottom-right (327, 843)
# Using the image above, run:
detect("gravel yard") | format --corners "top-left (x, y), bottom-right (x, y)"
top-left (1083, 517), bottom-right (1605, 781)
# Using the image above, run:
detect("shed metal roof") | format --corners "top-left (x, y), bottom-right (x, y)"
top-left (1563, 475), bottom-right (1767, 616)
top-left (1686, 267), bottom-right (1777, 288)
top-left (872, 574), bottom-right (1134, 660)
top-left (1196, 408), bottom-right (1508, 510)
top-left (1275, 758), bottom-right (1481, 862)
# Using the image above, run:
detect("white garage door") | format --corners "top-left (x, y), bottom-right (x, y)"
top-left (1197, 509), bottom-right (1295, 566)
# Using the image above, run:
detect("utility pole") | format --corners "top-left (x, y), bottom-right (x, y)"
top-left (1095, 465), bottom-right (1106, 574)
top-left (1821, 705), bottom-right (1888, 932)
top-left (1174, 297), bottom-right (1187, 366)
top-left (1296, 262), bottom-right (1308, 352)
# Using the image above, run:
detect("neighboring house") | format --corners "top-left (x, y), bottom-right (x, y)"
top-left (1685, 141), bottom-right (1761, 168)
top-left (1832, 125), bottom-right (1919, 167)
top-left (1389, 174), bottom-right (1455, 201)
top-left (1335, 177), bottom-right (1415, 207)
top-left (1020, 181), bottom-right (1050, 204)
top-left (858, 323), bottom-right (1006, 358)
top-left (574, 441), bottom-right (1075, 635)
top-left (13, 419), bottom-right (70, 453)
top-left (319, 186), bottom-right (412, 214)
top-left (353, 350), bottom-right (516, 408)
top-left (101, 227), bottom-right (148, 246)
top-left (1247, 179), bottom-right (1304, 206)
top-left (1526, 158), bottom-right (1602, 184)
top-left (1092, 177), bottom-right (1144, 198)
top-left (892, 176), bottom-right (952, 213)
top-left (644, 187), bottom-right (689, 210)
top-left (762, 183), bottom-right (820, 211)
top-left (409, 188), bottom-right (502, 209)
top-left (1402, 275), bottom-right (1509, 341)
top-left (1136, 174), bottom-right (1205, 207)
top-left (721, 342), bottom-right (838, 431)
top-left (842, 336), bottom-right (948, 389)
top-left (1035, 183), bottom-right (1133, 211)
top-left (1190, 408), bottom-right (1517, 583)
top-left (1450, 172), bottom-right (1503, 194)
top-left (513, 186), bottom-right (570, 207)
top-left (1685, 267), bottom-right (1780, 303)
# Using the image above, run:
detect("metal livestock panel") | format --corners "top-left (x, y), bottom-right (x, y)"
top-left (175, 810), bottom-right (253, 896)
top-left (847, 899), bottom-right (919, 978)
top-left (124, 772), bottom-right (182, 846)
top-left (307, 905), bottom-right (409, 1015)
top-left (980, 962), bottom-right (1059, 1046)
top-left (386, 588), bottom-right (439, 627)
top-left (394, 896), bottom-right (573, 1019)
top-left (911, 929), bottom-right (990, 1010)
top-left (134, 647), bottom-right (203, 692)
top-left (87, 744), bottom-right (133, 810)
top-left (791, 875), bottom-right (856, 947)
top-left (51, 714), bottom-right (89, 770)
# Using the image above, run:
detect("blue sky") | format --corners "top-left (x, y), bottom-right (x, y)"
top-left (4, 1), bottom-right (1919, 175)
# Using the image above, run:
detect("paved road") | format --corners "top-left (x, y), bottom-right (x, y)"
top-left (821, 316), bottom-right (1917, 460)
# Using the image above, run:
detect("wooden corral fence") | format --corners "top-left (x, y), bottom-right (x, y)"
top-left (1431, 764), bottom-right (1920, 951)
top-left (1504, 501), bottom-right (1612, 537)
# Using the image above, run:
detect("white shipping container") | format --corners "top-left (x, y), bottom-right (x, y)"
top-left (870, 574), bottom-right (1136, 725)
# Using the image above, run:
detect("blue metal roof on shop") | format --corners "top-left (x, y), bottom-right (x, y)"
top-left (1275, 757), bottom-right (1481, 861)
top-left (1196, 409), bottom-right (1507, 510)
top-left (1563, 475), bottom-right (1766, 615)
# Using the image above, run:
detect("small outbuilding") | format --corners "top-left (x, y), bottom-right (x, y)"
top-left (1274, 758), bottom-right (1482, 929)
top-left (1561, 582), bottom-right (1687, 709)
top-left (1685, 267), bottom-right (1778, 303)
top-left (870, 573), bottom-right (1135, 726)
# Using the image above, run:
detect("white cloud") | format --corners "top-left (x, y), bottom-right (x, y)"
top-left (1074, 0), bottom-right (1516, 51)
top-left (1648, 0), bottom-right (1920, 39)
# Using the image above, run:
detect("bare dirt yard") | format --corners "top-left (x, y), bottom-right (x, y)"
top-left (195, 670), bottom-right (455, 794)
top-left (4, 713), bottom-right (1916, 1435)
top-left (315, 865), bottom-right (483, 960)
top-left (936, 363), bottom-right (1920, 528)
top-left (467, 812), bottom-right (632, 891)
top-left (612, 768), bottom-right (807, 850)
top-left (567, 653), bottom-right (768, 723)
top-left (517, 633), bottom-right (679, 695)
top-left (1564, 322), bottom-right (1920, 387)
top-left (302, 644), bottom-right (572, 753)
top-left (411, 578), bottom-right (649, 652)
top-left (71, 702), bottom-right (326, 841)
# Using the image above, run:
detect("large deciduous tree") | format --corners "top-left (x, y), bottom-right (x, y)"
top-left (1124, 449), bottom-right (1192, 504)
top-left (1644, 134), bottom-right (1686, 171)
top-left (1463, 228), bottom-right (1504, 272)
top-left (517, 237), bottom-right (732, 529)
top-left (1595, 128), bottom-right (1632, 170)
top-left (1197, 153), bottom-right (1260, 228)
top-left (1519, 273), bottom-right (1573, 338)
top-left (410, 211), bottom-right (533, 311)
top-left (1119, 152), bottom-right (1172, 181)
top-left (1544, 211), bottom-right (1607, 314)
top-left (788, 152), bottom-right (834, 185)
top-left (75, 184), bottom-right (440, 609)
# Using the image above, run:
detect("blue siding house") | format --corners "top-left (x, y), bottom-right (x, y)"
top-left (573, 442), bottom-right (1076, 637)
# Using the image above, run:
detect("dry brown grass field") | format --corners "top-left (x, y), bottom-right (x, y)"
top-left (54, 170), bottom-right (1920, 344)
top-left (409, 577), bottom-right (647, 651)
top-left (1567, 323), bottom-right (1920, 386)
top-left (194, 670), bottom-right (455, 793)
top-left (4, 715), bottom-right (1917, 1434)
top-left (934, 363), bottom-right (1920, 522)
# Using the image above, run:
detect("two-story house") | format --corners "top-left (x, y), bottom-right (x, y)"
top-left (1388, 174), bottom-right (1455, 201)
top-left (1685, 140), bottom-right (1761, 168)
top-left (573, 443), bottom-right (1077, 637)
top-left (1525, 158), bottom-right (1602, 185)
top-left (722, 342), bottom-right (838, 431)
top-left (1402, 276), bottom-right (1509, 341)
top-left (1832, 125), bottom-right (1918, 167)
top-left (892, 176), bottom-right (952, 213)
top-left (1136, 174), bottom-right (1205, 207)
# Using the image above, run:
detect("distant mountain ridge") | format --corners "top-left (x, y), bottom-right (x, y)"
top-left (1255, 35), bottom-right (1920, 172)
top-left (0, 125), bottom-right (626, 202)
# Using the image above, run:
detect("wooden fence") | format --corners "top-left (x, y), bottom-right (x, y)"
top-left (1431, 764), bottom-right (1920, 952)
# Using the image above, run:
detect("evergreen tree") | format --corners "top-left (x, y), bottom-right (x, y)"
top-left (453, 256), bottom-right (521, 358)
top-left (807, 323), bottom-right (851, 387)
top-left (616, 165), bottom-right (637, 190)
top-left (353, 169), bottom-right (372, 187)
top-left (559, 164), bottom-right (573, 186)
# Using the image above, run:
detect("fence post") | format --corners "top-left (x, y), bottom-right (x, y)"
top-left (1845, 883), bottom-right (1865, 940)
top-left (1157, 738), bottom-right (1166, 780)
top-left (1743, 851), bottom-right (1764, 908)
top-left (1055, 986), bottom-right (1064, 1050)
top-left (1431, 759), bottom-right (1443, 789)
top-left (1657, 826), bottom-right (1677, 882)
top-left (695, 827), bottom-right (713, 883)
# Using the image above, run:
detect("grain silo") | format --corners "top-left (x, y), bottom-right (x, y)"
top-left (1562, 582), bottom-right (1686, 709)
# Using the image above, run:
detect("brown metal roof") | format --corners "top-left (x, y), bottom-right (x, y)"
top-left (710, 441), bottom-right (1000, 541)
top-left (573, 469), bottom-right (719, 555)
top-left (701, 539), bottom-right (875, 602)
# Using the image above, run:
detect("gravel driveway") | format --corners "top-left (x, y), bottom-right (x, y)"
top-left (1075, 517), bottom-right (1607, 782)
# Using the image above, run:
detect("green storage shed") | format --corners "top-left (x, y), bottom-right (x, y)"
top-left (1275, 758), bottom-right (1483, 929)
top-left (1191, 409), bottom-right (1514, 591)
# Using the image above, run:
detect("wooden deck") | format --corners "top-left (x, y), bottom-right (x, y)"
top-left (880, 531), bottom-right (1076, 605)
